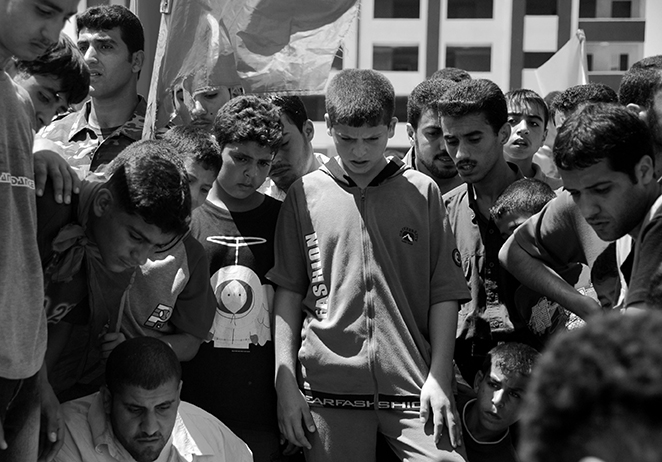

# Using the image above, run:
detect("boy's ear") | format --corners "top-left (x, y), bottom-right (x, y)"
top-left (499, 122), bottom-right (511, 145)
top-left (635, 154), bottom-right (655, 185)
top-left (303, 119), bottom-right (315, 143)
top-left (473, 370), bottom-right (484, 391)
top-left (627, 102), bottom-right (648, 123)
top-left (387, 117), bottom-right (398, 138)
top-left (324, 113), bottom-right (332, 136)
top-left (93, 188), bottom-right (114, 218)
top-left (406, 123), bottom-right (416, 147)
top-left (131, 50), bottom-right (145, 74)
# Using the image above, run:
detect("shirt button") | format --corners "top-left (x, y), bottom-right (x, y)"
top-left (489, 262), bottom-right (494, 268)
top-left (489, 229), bottom-right (494, 234)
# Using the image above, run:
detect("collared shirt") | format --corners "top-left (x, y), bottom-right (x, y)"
top-left (37, 96), bottom-right (146, 173)
top-left (56, 392), bottom-right (253, 462)
top-left (443, 164), bottom-right (536, 347)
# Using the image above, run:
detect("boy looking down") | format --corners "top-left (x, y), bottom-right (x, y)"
top-left (269, 69), bottom-right (470, 462)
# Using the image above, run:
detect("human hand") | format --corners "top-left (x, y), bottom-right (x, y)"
top-left (33, 148), bottom-right (80, 204)
top-left (38, 380), bottom-right (63, 462)
top-left (100, 332), bottom-right (126, 360)
top-left (569, 293), bottom-right (603, 320)
top-left (276, 381), bottom-right (316, 450)
top-left (420, 375), bottom-right (461, 448)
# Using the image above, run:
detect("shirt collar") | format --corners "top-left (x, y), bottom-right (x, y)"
top-left (87, 393), bottom-right (212, 462)
top-left (68, 96), bottom-right (146, 143)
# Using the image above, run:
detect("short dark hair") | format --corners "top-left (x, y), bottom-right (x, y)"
top-left (15, 33), bottom-right (90, 105)
top-left (106, 337), bottom-right (181, 395)
top-left (407, 78), bottom-right (455, 129)
top-left (554, 103), bottom-right (654, 181)
top-left (618, 68), bottom-right (662, 108)
top-left (105, 140), bottom-right (191, 236)
top-left (543, 90), bottom-right (561, 108)
top-left (490, 178), bottom-right (556, 222)
top-left (268, 95), bottom-right (309, 133)
top-left (505, 89), bottom-right (549, 129)
top-left (163, 125), bottom-right (222, 175)
top-left (213, 95), bottom-right (283, 153)
top-left (325, 69), bottom-right (395, 127)
top-left (437, 79), bottom-right (507, 134)
top-left (479, 342), bottom-right (539, 378)
top-left (630, 55), bottom-right (662, 71)
top-left (77, 5), bottom-right (144, 55)
top-left (430, 67), bottom-right (472, 83)
top-left (520, 310), bottom-right (662, 462)
top-left (550, 83), bottom-right (618, 117)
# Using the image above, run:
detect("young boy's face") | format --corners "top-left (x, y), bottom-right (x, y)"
top-left (92, 195), bottom-right (178, 273)
top-left (494, 211), bottom-right (531, 239)
top-left (217, 141), bottom-right (272, 200)
top-left (504, 102), bottom-right (547, 161)
top-left (0, 0), bottom-right (78, 62)
top-left (325, 117), bottom-right (396, 186)
top-left (14, 73), bottom-right (68, 131)
top-left (473, 361), bottom-right (529, 435)
top-left (184, 158), bottom-right (216, 210)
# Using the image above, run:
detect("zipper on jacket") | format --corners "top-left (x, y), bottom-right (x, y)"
top-left (359, 188), bottom-right (381, 410)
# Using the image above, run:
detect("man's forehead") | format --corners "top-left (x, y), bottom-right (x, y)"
top-left (78, 27), bottom-right (122, 42)
top-left (508, 101), bottom-right (545, 119)
top-left (38, 0), bottom-right (78, 17)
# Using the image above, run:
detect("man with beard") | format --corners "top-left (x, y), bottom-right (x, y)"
top-left (554, 104), bottom-right (660, 310)
top-left (439, 79), bottom-right (537, 384)
top-left (499, 59), bottom-right (662, 316)
top-left (404, 78), bottom-right (464, 195)
top-left (55, 337), bottom-right (252, 462)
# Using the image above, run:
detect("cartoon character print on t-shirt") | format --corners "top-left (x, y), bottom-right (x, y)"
top-left (207, 235), bottom-right (273, 349)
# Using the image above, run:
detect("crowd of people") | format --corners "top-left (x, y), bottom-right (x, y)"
top-left (2, 1), bottom-right (662, 462)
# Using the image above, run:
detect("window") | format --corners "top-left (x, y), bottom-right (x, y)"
top-left (580, 0), bottom-right (641, 18)
top-left (374, 0), bottom-right (420, 18)
top-left (373, 46), bottom-right (419, 71)
top-left (525, 0), bottom-right (557, 15)
top-left (619, 53), bottom-right (629, 71)
top-left (612, 1), bottom-right (631, 18)
top-left (579, 0), bottom-right (597, 17)
top-left (446, 47), bottom-right (491, 72)
top-left (447, 0), bottom-right (493, 19)
top-left (523, 52), bottom-right (555, 68)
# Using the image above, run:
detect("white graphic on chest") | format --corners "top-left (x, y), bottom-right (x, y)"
top-left (206, 236), bottom-right (273, 349)
top-left (144, 304), bottom-right (173, 329)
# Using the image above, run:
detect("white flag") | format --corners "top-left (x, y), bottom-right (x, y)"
top-left (534, 29), bottom-right (589, 96)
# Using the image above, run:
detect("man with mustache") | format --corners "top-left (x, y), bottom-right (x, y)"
top-left (37, 4), bottom-right (146, 174)
top-left (439, 79), bottom-right (538, 385)
top-left (499, 58), bottom-right (662, 316)
top-left (55, 337), bottom-right (252, 462)
top-left (404, 78), bottom-right (464, 195)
